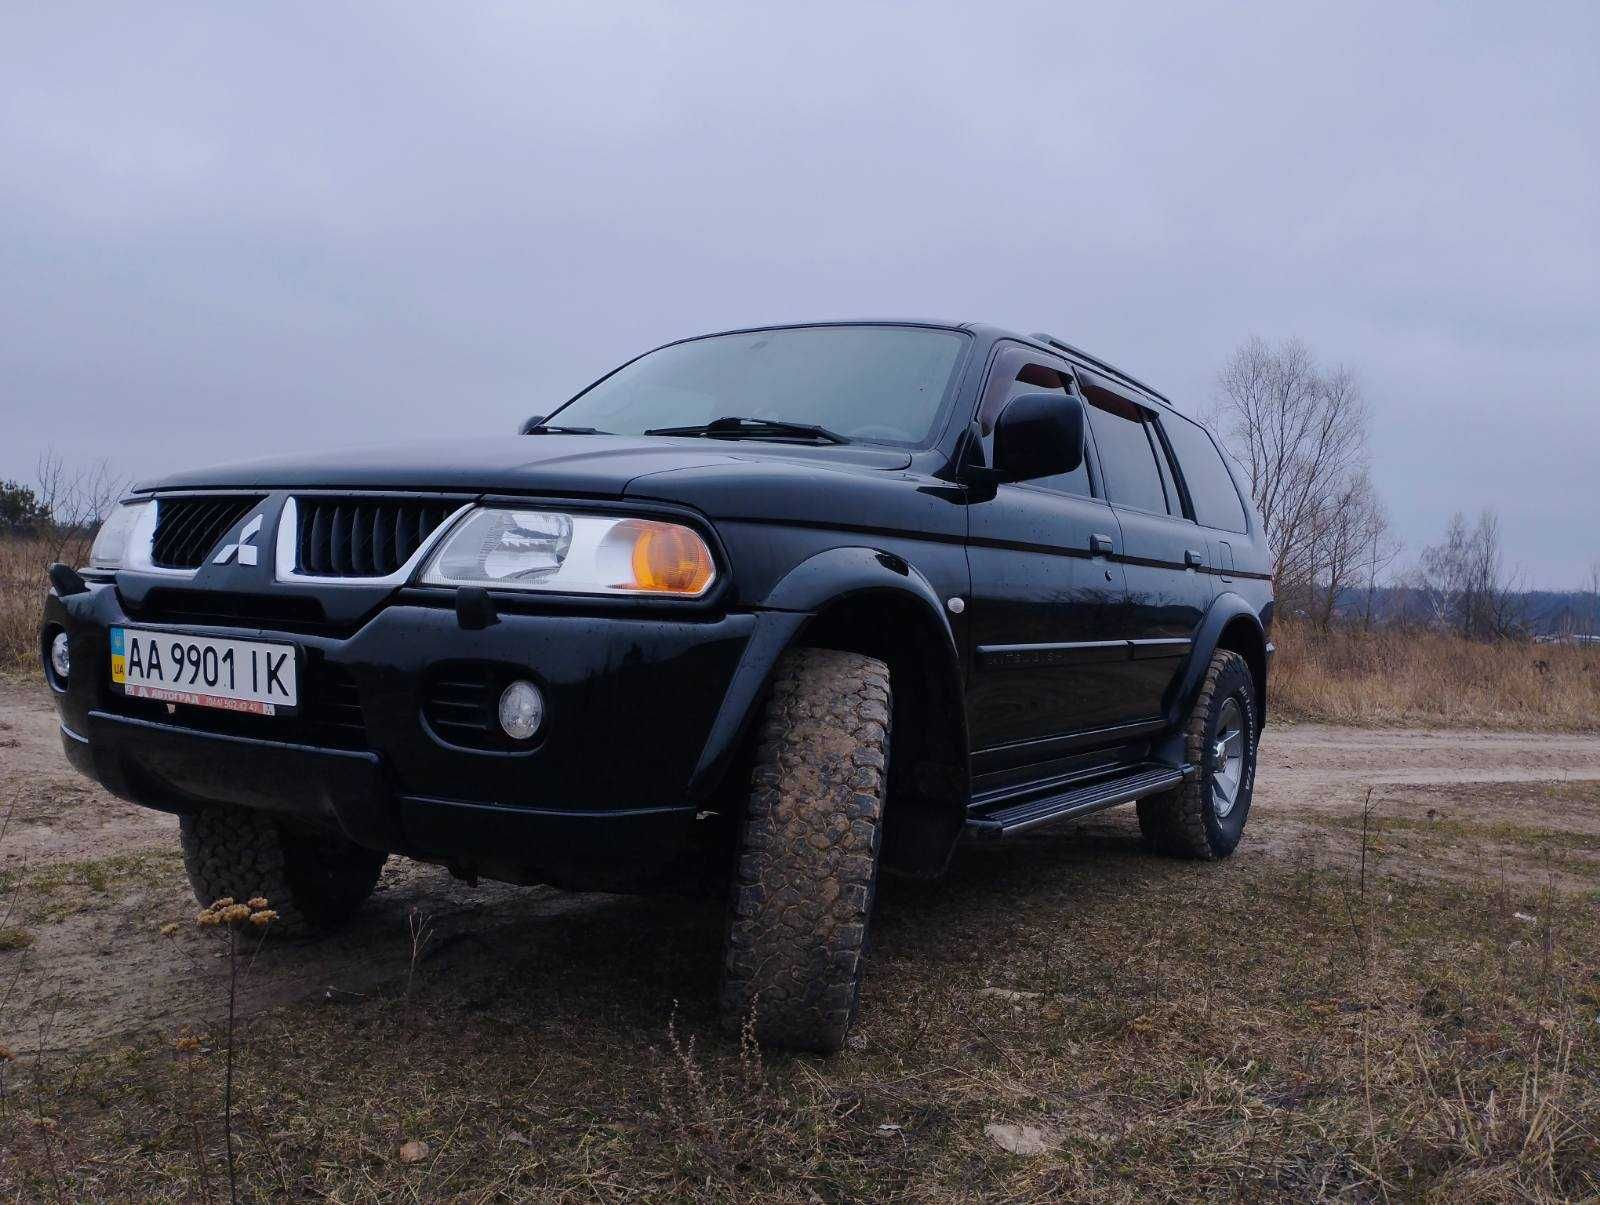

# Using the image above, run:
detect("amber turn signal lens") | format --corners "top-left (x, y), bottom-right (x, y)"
top-left (625, 521), bottom-right (715, 594)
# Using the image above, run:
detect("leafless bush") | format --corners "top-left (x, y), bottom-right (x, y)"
top-left (31, 450), bottom-right (127, 565)
top-left (653, 1005), bottom-right (781, 1192)
top-left (405, 906), bottom-right (434, 1004)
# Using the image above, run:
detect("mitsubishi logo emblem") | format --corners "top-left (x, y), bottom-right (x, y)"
top-left (214, 513), bottom-right (265, 566)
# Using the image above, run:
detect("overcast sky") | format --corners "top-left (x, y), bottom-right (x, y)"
top-left (3, 2), bottom-right (1596, 585)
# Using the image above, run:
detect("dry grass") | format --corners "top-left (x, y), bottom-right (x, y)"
top-left (3, 813), bottom-right (1597, 1202)
top-left (1270, 619), bottom-right (1600, 731)
top-left (0, 536), bottom-right (55, 677)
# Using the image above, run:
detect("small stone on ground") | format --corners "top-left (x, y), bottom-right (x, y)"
top-left (984, 1122), bottom-right (1060, 1156)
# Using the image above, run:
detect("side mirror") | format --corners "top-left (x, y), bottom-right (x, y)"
top-left (992, 392), bottom-right (1084, 482)
top-left (518, 414), bottom-right (548, 434)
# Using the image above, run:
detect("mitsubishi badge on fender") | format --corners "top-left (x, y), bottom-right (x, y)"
top-left (42, 321), bottom-right (1274, 1053)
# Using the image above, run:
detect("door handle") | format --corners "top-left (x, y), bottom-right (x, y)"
top-left (1090, 533), bottom-right (1115, 556)
top-left (1184, 548), bottom-right (1205, 568)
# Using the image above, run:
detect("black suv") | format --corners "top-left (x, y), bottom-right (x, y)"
top-left (42, 322), bottom-right (1273, 1052)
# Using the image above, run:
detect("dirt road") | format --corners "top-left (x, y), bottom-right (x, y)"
top-left (3, 681), bottom-right (1598, 1056)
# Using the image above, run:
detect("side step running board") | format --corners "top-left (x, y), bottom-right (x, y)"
top-left (965, 763), bottom-right (1194, 838)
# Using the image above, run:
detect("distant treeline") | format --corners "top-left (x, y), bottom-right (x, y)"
top-left (1316, 585), bottom-right (1598, 637)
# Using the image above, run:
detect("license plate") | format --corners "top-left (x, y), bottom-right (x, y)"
top-left (110, 628), bottom-right (298, 715)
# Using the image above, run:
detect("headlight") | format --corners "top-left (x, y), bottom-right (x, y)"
top-left (418, 508), bottom-right (716, 597)
top-left (89, 500), bottom-right (151, 570)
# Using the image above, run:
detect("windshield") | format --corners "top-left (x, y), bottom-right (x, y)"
top-left (546, 325), bottom-right (969, 447)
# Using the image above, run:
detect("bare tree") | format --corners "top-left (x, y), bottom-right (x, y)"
top-left (1412, 512), bottom-right (1472, 632)
top-left (1414, 509), bottom-right (1523, 640)
top-left (1359, 490), bottom-right (1404, 630)
top-left (1307, 469), bottom-right (1397, 629)
top-left (1587, 560), bottom-right (1600, 637)
top-left (32, 449), bottom-right (127, 562)
top-left (1212, 335), bottom-right (1374, 614)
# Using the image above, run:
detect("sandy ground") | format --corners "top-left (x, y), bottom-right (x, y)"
top-left (3, 681), bottom-right (1598, 1057)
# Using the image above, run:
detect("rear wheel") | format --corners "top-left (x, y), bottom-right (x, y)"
top-left (179, 807), bottom-right (386, 934)
top-left (719, 648), bottom-right (890, 1054)
top-left (1137, 649), bottom-right (1257, 859)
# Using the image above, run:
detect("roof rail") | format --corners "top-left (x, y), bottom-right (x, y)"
top-left (1029, 332), bottom-right (1172, 407)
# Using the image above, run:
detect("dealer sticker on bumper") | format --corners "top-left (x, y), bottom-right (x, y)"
top-left (110, 627), bottom-right (298, 715)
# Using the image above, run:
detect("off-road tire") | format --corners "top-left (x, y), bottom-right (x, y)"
top-left (179, 807), bottom-right (386, 934)
top-left (1137, 649), bottom-right (1257, 860)
top-left (720, 648), bottom-right (890, 1054)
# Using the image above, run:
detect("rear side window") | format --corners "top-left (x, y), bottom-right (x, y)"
top-left (1085, 389), bottom-right (1168, 513)
top-left (1162, 412), bottom-right (1248, 532)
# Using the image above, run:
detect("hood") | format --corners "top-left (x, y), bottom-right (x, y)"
top-left (138, 435), bottom-right (913, 498)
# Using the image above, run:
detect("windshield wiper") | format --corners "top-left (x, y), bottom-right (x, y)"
top-left (521, 424), bottom-right (609, 435)
top-left (643, 416), bottom-right (851, 445)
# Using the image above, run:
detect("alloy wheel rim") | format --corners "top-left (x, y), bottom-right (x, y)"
top-left (1210, 697), bottom-right (1245, 819)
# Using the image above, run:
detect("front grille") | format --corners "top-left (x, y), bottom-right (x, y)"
top-left (151, 496), bottom-right (266, 569)
top-left (422, 662), bottom-right (506, 751)
top-left (295, 498), bottom-right (456, 578)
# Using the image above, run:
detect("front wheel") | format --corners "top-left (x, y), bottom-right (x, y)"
top-left (719, 648), bottom-right (890, 1054)
top-left (1137, 649), bottom-right (1258, 859)
top-left (179, 807), bottom-right (387, 934)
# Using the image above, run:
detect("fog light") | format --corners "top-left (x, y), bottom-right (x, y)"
top-left (497, 679), bottom-right (544, 741)
top-left (50, 630), bottom-right (71, 682)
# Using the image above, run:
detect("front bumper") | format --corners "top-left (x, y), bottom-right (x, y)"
top-left (43, 582), bottom-right (800, 887)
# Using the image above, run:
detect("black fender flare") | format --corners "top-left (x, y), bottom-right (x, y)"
top-left (685, 546), bottom-right (966, 804)
top-left (760, 546), bottom-right (957, 630)
top-left (1165, 591), bottom-right (1269, 731)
